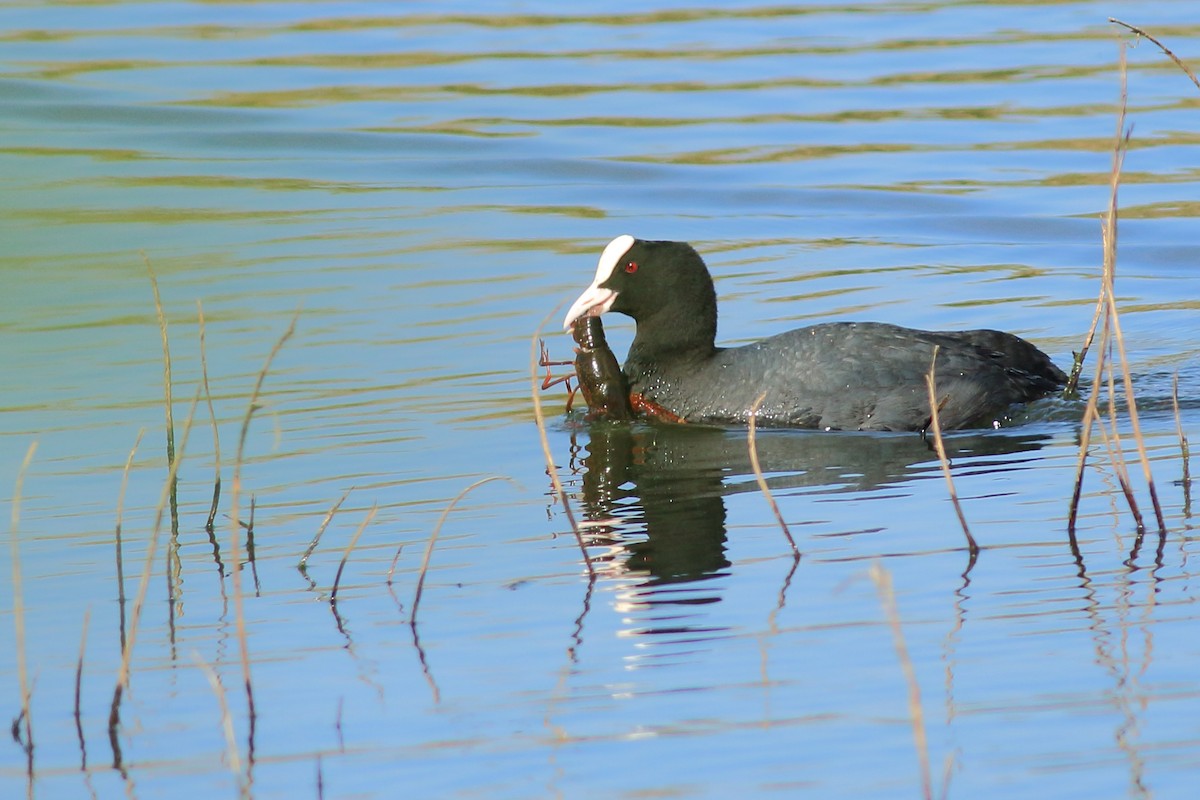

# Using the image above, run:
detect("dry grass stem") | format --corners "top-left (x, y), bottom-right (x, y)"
top-left (1095, 96), bottom-right (1164, 531)
top-left (1068, 258), bottom-right (1115, 534)
top-left (331, 503), bottom-right (377, 602)
top-left (1069, 47), bottom-right (1126, 396)
top-left (245, 496), bottom-right (261, 597)
top-left (411, 623), bottom-right (441, 705)
top-left (234, 311), bottom-right (300, 475)
top-left (110, 391), bottom-right (199, 749)
top-left (1068, 380), bottom-right (1103, 535)
top-left (229, 310), bottom-right (300, 758)
top-left (411, 476), bottom-right (516, 626)
top-left (747, 393), bottom-right (800, 558)
top-left (1110, 18), bottom-right (1200, 92)
top-left (10, 442), bottom-right (39, 766)
top-left (114, 430), bottom-right (146, 649)
top-left (74, 607), bottom-right (92, 771)
top-left (1098, 49), bottom-right (1165, 532)
top-left (924, 349), bottom-right (978, 556)
top-left (197, 300), bottom-right (222, 532)
top-left (1106, 270), bottom-right (1165, 533)
top-left (1068, 45), bottom-right (1164, 534)
top-left (145, 256), bottom-right (181, 557)
top-left (146, 257), bottom-right (176, 480)
top-left (1097, 392), bottom-right (1143, 531)
top-left (869, 563), bottom-right (932, 800)
top-left (1064, 214), bottom-right (1113, 398)
top-left (1172, 373), bottom-right (1191, 513)
top-left (1101, 341), bottom-right (1142, 523)
top-left (530, 308), bottom-right (593, 575)
top-left (303, 487), bottom-right (354, 572)
top-left (148, 258), bottom-right (187, 616)
top-left (1068, 175), bottom-right (1118, 529)
top-left (1064, 279), bottom-right (1106, 398)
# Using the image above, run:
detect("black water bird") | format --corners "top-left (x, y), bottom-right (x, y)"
top-left (562, 235), bottom-right (1066, 431)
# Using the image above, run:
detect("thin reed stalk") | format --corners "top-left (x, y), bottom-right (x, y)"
top-left (145, 257), bottom-right (176, 508)
top-left (924, 348), bottom-right (978, 557)
top-left (109, 391), bottom-right (199, 762)
top-left (197, 300), bottom-right (222, 532)
top-left (1071, 49), bottom-right (1126, 395)
top-left (1064, 144), bottom-right (1126, 400)
top-left (411, 476), bottom-right (515, 626)
top-left (246, 496), bottom-right (261, 597)
top-left (1172, 373), bottom-right (1191, 515)
top-left (1101, 340), bottom-right (1143, 529)
top-left (303, 487), bottom-right (354, 572)
top-left (1064, 281), bottom-right (1106, 399)
top-left (529, 308), bottom-right (593, 576)
top-left (869, 563), bottom-right (932, 800)
top-left (114, 430), bottom-right (145, 651)
top-left (1067, 378), bottom-right (1104, 535)
top-left (1068, 232), bottom-right (1116, 535)
top-left (229, 310), bottom-right (299, 770)
top-left (74, 607), bottom-right (91, 772)
top-left (1105, 257), bottom-right (1166, 533)
top-left (147, 258), bottom-right (187, 634)
top-left (1093, 99), bottom-right (1164, 532)
top-left (1068, 285), bottom-right (1137, 538)
top-left (1067, 46), bottom-right (1163, 534)
top-left (1096, 50), bottom-right (1165, 532)
top-left (407, 476), bottom-right (518, 705)
top-left (9, 442), bottom-right (38, 772)
top-left (1110, 18), bottom-right (1200, 92)
top-left (747, 393), bottom-right (800, 558)
top-left (331, 503), bottom-right (377, 602)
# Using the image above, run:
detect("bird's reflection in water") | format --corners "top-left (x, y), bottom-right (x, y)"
top-left (569, 420), bottom-right (1054, 649)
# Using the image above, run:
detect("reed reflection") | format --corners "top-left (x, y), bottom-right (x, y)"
top-left (573, 421), bottom-right (1054, 588)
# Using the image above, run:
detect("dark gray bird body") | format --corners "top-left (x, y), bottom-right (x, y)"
top-left (564, 236), bottom-right (1066, 431)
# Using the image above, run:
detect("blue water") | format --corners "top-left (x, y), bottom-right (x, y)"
top-left (3, 1), bottom-right (1200, 798)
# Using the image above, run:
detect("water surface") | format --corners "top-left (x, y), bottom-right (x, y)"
top-left (3, 2), bottom-right (1200, 798)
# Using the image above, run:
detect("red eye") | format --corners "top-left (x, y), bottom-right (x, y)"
top-left (624, 261), bottom-right (639, 274)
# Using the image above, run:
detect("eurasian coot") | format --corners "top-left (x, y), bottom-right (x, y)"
top-left (562, 235), bottom-right (1066, 431)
